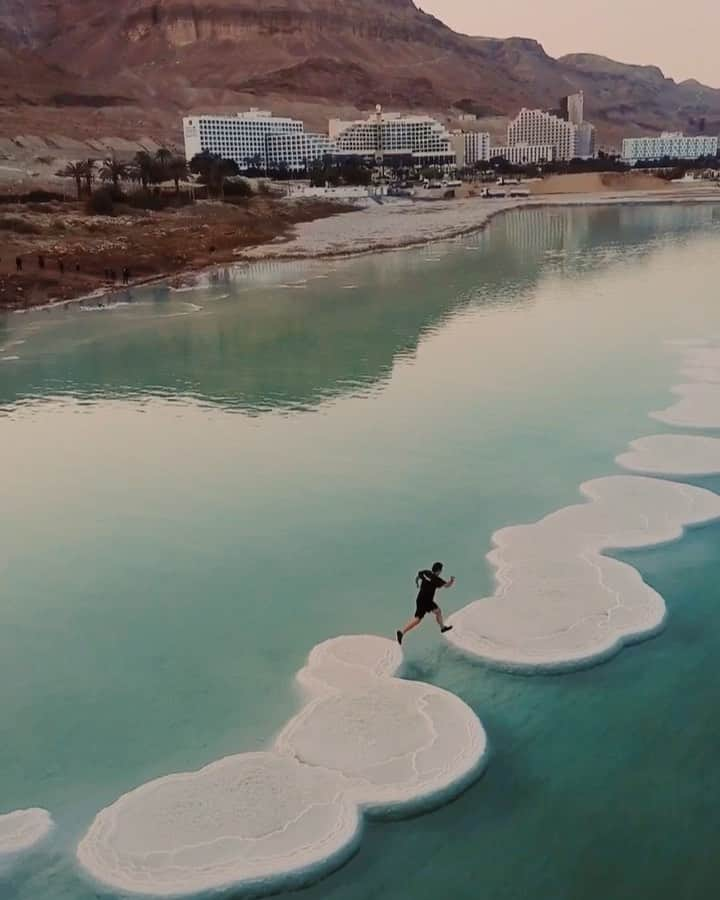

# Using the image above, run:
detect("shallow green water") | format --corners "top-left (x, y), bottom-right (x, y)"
top-left (2, 204), bottom-right (720, 899)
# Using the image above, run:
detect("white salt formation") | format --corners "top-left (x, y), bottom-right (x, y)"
top-left (679, 346), bottom-right (720, 383)
top-left (652, 344), bottom-right (720, 427)
top-left (651, 383), bottom-right (720, 428)
top-left (77, 635), bottom-right (486, 897)
top-left (277, 637), bottom-right (484, 813)
top-left (617, 435), bottom-right (720, 475)
top-left (447, 476), bottom-right (720, 670)
top-left (0, 809), bottom-right (52, 857)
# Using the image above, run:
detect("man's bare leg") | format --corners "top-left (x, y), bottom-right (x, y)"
top-left (434, 608), bottom-right (453, 634)
top-left (397, 617), bottom-right (421, 645)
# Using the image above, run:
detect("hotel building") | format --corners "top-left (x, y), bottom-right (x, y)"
top-left (621, 133), bottom-right (719, 164)
top-left (495, 93), bottom-right (595, 164)
top-left (507, 109), bottom-right (578, 162)
top-left (329, 108), bottom-right (456, 166)
top-left (183, 109), bottom-right (333, 172)
top-left (463, 131), bottom-right (491, 166)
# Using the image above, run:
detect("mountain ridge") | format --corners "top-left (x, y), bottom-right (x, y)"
top-left (0, 0), bottom-right (718, 147)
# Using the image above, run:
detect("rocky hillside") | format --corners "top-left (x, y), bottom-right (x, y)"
top-left (0, 0), bottom-right (719, 148)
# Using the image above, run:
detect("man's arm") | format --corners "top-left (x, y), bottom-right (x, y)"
top-left (443, 576), bottom-right (456, 588)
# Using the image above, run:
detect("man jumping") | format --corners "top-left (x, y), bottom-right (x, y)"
top-left (396, 562), bottom-right (456, 645)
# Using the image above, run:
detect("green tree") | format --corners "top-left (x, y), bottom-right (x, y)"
top-left (83, 159), bottom-right (96, 196)
top-left (100, 158), bottom-right (127, 187)
top-left (133, 151), bottom-right (156, 189)
top-left (189, 152), bottom-right (239, 198)
top-left (59, 161), bottom-right (87, 199)
top-left (167, 156), bottom-right (189, 193)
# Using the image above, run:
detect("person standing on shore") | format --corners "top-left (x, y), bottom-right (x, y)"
top-left (396, 562), bottom-right (455, 645)
top-left (15, 256), bottom-right (22, 272)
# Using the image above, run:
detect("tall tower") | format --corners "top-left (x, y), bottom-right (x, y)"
top-left (560, 92), bottom-right (584, 126)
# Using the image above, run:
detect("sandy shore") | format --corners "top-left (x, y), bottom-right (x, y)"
top-left (238, 186), bottom-right (720, 262)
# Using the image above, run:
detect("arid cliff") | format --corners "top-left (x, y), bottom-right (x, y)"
top-left (0, 0), bottom-right (718, 148)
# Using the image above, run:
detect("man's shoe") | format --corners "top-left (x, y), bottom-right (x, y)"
top-left (396, 630), bottom-right (403, 645)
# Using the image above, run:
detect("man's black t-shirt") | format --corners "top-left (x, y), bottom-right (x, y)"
top-left (416, 570), bottom-right (447, 609)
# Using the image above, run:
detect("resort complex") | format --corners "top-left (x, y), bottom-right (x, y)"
top-left (182, 92), bottom-right (719, 174)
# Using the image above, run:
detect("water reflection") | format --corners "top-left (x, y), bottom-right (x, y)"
top-left (0, 205), bottom-right (718, 414)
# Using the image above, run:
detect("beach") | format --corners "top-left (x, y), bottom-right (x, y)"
top-left (240, 184), bottom-right (720, 261)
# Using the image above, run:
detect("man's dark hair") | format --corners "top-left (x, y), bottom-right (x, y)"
top-left (432, 562), bottom-right (443, 573)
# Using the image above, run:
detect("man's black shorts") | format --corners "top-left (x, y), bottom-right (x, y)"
top-left (415, 598), bottom-right (439, 620)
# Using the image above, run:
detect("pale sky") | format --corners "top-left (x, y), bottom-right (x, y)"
top-left (421, 1), bottom-right (719, 89)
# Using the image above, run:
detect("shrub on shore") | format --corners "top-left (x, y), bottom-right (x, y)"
top-left (85, 186), bottom-right (117, 216)
top-left (124, 189), bottom-right (194, 211)
top-left (0, 215), bottom-right (42, 234)
top-left (222, 178), bottom-right (254, 201)
top-left (0, 190), bottom-right (64, 205)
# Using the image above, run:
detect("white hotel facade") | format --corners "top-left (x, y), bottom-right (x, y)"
top-left (184, 107), bottom-right (457, 171)
top-left (183, 109), bottom-right (334, 172)
top-left (621, 133), bottom-right (719, 163)
top-left (329, 109), bottom-right (456, 166)
top-left (462, 131), bottom-right (491, 166)
top-left (490, 144), bottom-right (557, 165)
top-left (506, 104), bottom-right (596, 162)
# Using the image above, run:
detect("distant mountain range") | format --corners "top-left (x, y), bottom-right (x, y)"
top-left (1, 0), bottom-right (719, 147)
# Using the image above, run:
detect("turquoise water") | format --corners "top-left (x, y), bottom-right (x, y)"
top-left (2, 204), bottom-right (720, 899)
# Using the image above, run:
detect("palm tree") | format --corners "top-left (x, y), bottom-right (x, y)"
top-left (189, 152), bottom-right (238, 197)
top-left (100, 158), bottom-right (127, 187)
top-left (133, 151), bottom-right (155, 189)
top-left (156, 147), bottom-right (172, 167)
top-left (167, 156), bottom-right (188, 193)
top-left (83, 159), bottom-right (96, 195)
top-left (59, 161), bottom-right (87, 199)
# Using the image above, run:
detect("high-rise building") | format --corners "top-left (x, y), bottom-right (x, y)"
top-left (574, 122), bottom-right (596, 159)
top-left (463, 131), bottom-right (491, 166)
top-left (560, 92), bottom-right (595, 158)
top-left (183, 109), bottom-right (333, 172)
top-left (621, 133), bottom-right (719, 163)
top-left (560, 92), bottom-right (584, 126)
top-left (507, 109), bottom-right (579, 161)
top-left (505, 95), bottom-right (596, 162)
top-left (329, 108), bottom-right (456, 166)
top-left (266, 131), bottom-right (336, 171)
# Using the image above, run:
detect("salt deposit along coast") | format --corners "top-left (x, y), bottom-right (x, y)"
top-left (0, 809), bottom-right (53, 858)
top-left (617, 435), bottom-right (720, 476)
top-left (650, 346), bottom-right (720, 429)
top-left (445, 475), bottom-right (720, 671)
top-left (447, 339), bottom-right (720, 671)
top-left (77, 635), bottom-right (487, 897)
